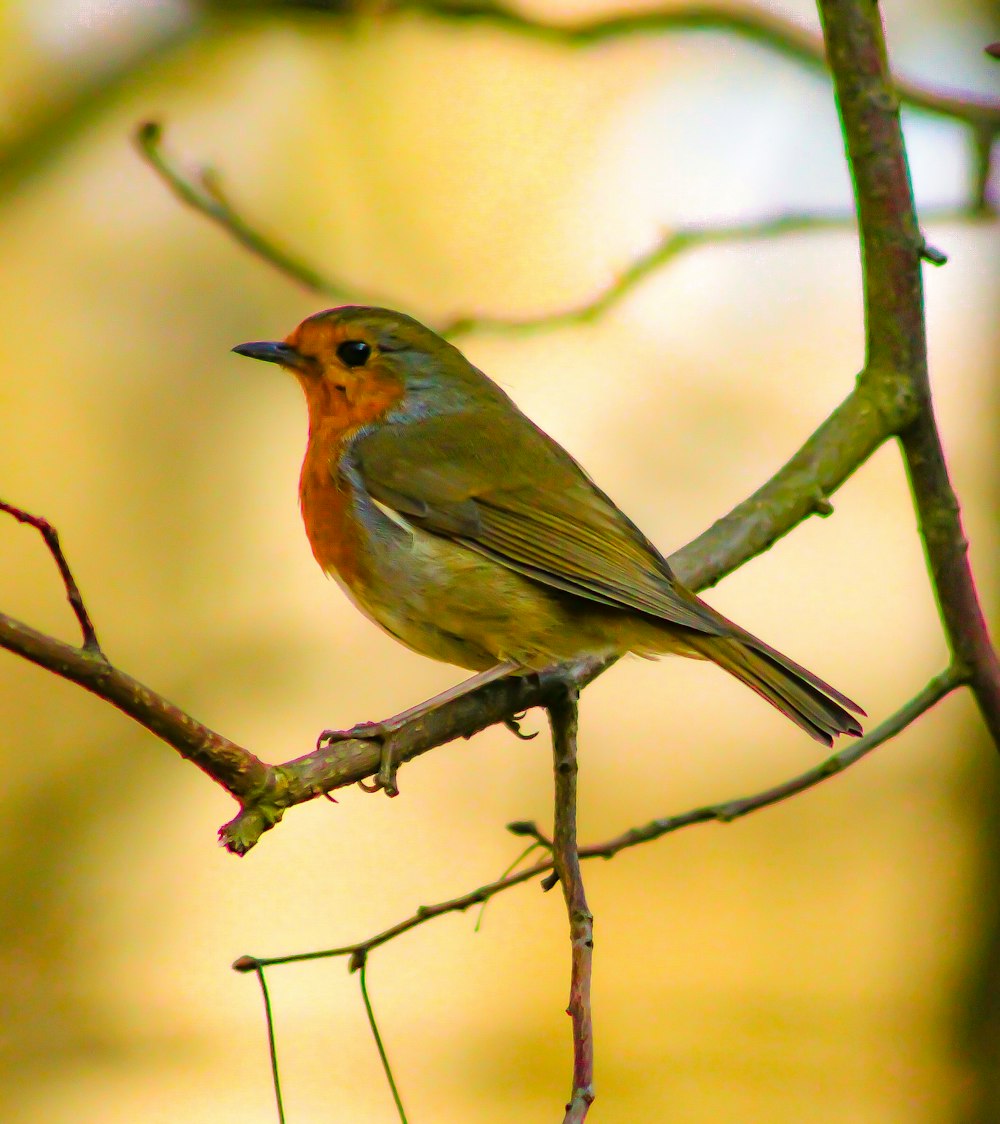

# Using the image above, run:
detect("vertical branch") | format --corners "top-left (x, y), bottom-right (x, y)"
top-left (899, 419), bottom-right (1000, 746)
top-left (818, 0), bottom-right (1000, 749)
top-left (547, 684), bottom-right (595, 1123)
top-left (818, 0), bottom-right (924, 387)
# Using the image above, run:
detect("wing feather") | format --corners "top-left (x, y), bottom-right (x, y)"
top-left (352, 409), bottom-right (725, 637)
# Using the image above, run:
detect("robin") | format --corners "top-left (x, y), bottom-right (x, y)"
top-left (233, 306), bottom-right (863, 791)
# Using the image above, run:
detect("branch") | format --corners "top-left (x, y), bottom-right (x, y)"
top-left (441, 209), bottom-right (968, 339)
top-left (818, 0), bottom-right (1000, 750)
top-left (547, 684), bottom-right (594, 1123)
top-left (669, 386), bottom-right (886, 592)
top-left (134, 122), bottom-right (364, 301)
top-left (208, 1), bottom-right (1000, 135)
top-left (235, 666), bottom-right (960, 967)
top-left (0, 500), bottom-right (104, 656)
top-left (136, 118), bottom-right (988, 336)
top-left (0, 608), bottom-right (270, 799)
top-left (0, 554), bottom-right (603, 851)
top-left (899, 416), bottom-right (1000, 745)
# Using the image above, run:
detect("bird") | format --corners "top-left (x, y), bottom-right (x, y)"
top-left (233, 306), bottom-right (863, 790)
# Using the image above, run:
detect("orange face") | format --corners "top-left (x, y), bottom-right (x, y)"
top-left (282, 311), bottom-right (408, 435)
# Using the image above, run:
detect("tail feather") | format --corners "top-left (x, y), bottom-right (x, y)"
top-left (685, 633), bottom-right (864, 746)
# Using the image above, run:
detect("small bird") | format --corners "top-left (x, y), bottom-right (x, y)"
top-left (233, 306), bottom-right (863, 784)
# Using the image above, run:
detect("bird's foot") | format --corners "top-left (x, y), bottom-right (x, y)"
top-left (313, 664), bottom-right (524, 799)
top-left (503, 711), bottom-right (539, 741)
top-left (316, 721), bottom-right (401, 798)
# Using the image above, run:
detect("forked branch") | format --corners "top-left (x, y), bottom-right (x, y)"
top-left (232, 664), bottom-right (962, 972)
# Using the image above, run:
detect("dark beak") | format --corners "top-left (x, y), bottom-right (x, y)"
top-left (231, 340), bottom-right (311, 371)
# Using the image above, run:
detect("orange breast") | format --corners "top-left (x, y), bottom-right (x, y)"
top-left (295, 365), bottom-right (406, 590)
top-left (298, 416), bottom-right (363, 585)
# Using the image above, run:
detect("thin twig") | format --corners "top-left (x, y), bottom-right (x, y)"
top-left (0, 500), bottom-right (105, 656)
top-left (134, 122), bottom-right (364, 301)
top-left (209, 1), bottom-right (1000, 134)
top-left (240, 667), bottom-right (960, 970)
top-left (354, 954), bottom-right (409, 1124)
top-left (595, 666), bottom-right (962, 840)
top-left (547, 684), bottom-right (595, 1123)
top-left (135, 119), bottom-right (989, 338)
top-left (249, 961), bottom-right (286, 1124)
top-left (441, 208), bottom-right (977, 338)
top-left (474, 840), bottom-right (545, 932)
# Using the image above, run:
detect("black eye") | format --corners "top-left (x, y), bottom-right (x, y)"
top-left (336, 340), bottom-right (371, 367)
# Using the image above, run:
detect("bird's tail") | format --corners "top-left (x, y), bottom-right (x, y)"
top-left (684, 631), bottom-right (865, 746)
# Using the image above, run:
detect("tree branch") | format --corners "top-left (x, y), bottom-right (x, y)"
top-left (134, 122), bottom-right (365, 301)
top-left (0, 608), bottom-right (270, 799)
top-left (899, 415), bottom-right (1000, 746)
top-left (0, 500), bottom-right (104, 656)
top-left (441, 208), bottom-right (964, 339)
top-left (547, 684), bottom-right (594, 1123)
top-left (137, 117), bottom-right (986, 334)
top-left (207, 1), bottom-right (1000, 137)
top-left (234, 666), bottom-right (960, 967)
top-left (818, 0), bottom-right (1000, 750)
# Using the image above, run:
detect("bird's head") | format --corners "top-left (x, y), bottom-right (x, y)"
top-left (233, 306), bottom-right (500, 426)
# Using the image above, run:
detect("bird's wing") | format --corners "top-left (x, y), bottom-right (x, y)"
top-left (351, 409), bottom-right (726, 636)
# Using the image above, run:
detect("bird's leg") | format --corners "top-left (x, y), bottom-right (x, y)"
top-left (317, 661), bottom-right (522, 796)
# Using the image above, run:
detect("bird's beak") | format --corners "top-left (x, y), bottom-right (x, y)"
top-left (231, 340), bottom-right (311, 372)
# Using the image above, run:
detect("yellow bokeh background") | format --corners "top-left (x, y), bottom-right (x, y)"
top-left (1, 1), bottom-right (998, 1121)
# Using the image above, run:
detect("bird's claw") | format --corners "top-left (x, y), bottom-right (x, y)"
top-left (316, 720), bottom-right (385, 749)
top-left (315, 722), bottom-right (400, 798)
top-left (503, 711), bottom-right (539, 741)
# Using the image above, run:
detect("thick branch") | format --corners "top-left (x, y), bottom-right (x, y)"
top-left (819, 0), bottom-right (1000, 749)
top-left (899, 418), bottom-right (1000, 745)
top-left (819, 2), bottom-right (925, 381)
top-left (671, 388), bottom-right (886, 591)
top-left (0, 610), bottom-right (269, 798)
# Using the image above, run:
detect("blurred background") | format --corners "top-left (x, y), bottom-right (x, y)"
top-left (1, 0), bottom-right (998, 1120)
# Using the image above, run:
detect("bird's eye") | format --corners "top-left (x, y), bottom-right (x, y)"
top-left (336, 340), bottom-right (372, 367)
